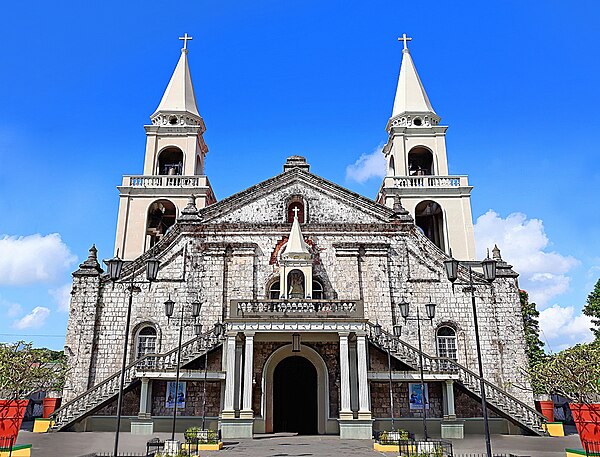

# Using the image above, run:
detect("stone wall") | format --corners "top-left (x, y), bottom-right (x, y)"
top-left (64, 173), bottom-right (533, 416)
top-left (370, 381), bottom-right (443, 418)
top-left (151, 380), bottom-right (221, 417)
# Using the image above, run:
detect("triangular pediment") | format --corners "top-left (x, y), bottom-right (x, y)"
top-left (199, 168), bottom-right (395, 225)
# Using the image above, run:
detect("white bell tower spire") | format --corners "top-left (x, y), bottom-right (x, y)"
top-left (377, 36), bottom-right (476, 260)
top-left (114, 35), bottom-right (216, 260)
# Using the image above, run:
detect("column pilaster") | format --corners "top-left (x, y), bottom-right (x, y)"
top-left (445, 379), bottom-right (456, 419)
top-left (222, 333), bottom-right (237, 419)
top-left (356, 334), bottom-right (372, 420)
top-left (339, 332), bottom-right (353, 420)
top-left (241, 332), bottom-right (255, 419)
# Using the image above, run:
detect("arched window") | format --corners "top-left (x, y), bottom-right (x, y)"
top-left (146, 199), bottom-right (177, 248)
top-left (389, 156), bottom-right (396, 176)
top-left (436, 326), bottom-right (457, 360)
top-left (136, 326), bottom-right (157, 359)
top-left (287, 201), bottom-right (305, 223)
top-left (312, 280), bottom-right (324, 300)
top-left (415, 200), bottom-right (445, 251)
top-left (408, 147), bottom-right (433, 176)
top-left (287, 269), bottom-right (305, 299)
top-left (157, 147), bottom-right (183, 175)
top-left (269, 280), bottom-right (281, 299)
top-left (195, 155), bottom-right (203, 175)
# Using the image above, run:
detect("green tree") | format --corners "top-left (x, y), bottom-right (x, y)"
top-left (583, 278), bottom-right (600, 340)
top-left (520, 290), bottom-right (547, 369)
top-left (530, 341), bottom-right (600, 403)
top-left (0, 341), bottom-right (68, 400)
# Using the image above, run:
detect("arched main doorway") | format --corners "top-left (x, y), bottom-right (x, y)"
top-left (273, 356), bottom-right (318, 434)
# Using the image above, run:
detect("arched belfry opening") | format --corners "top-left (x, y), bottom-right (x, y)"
top-left (146, 199), bottom-right (176, 248)
top-left (273, 356), bottom-right (318, 434)
top-left (157, 147), bottom-right (183, 175)
top-left (408, 147), bottom-right (434, 176)
top-left (389, 156), bottom-right (396, 175)
top-left (415, 200), bottom-right (445, 251)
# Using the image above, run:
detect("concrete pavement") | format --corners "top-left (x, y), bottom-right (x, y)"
top-left (15, 430), bottom-right (583, 457)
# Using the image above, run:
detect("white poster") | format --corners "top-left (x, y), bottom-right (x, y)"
top-left (408, 383), bottom-right (429, 410)
top-left (165, 381), bottom-right (186, 409)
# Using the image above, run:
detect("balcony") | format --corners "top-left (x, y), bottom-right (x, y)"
top-left (229, 299), bottom-right (364, 319)
top-left (383, 175), bottom-right (469, 188)
top-left (122, 175), bottom-right (211, 188)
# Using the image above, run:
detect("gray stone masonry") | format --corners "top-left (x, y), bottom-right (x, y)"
top-left (63, 168), bottom-right (533, 413)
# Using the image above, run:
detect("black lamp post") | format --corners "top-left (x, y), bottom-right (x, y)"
top-left (164, 297), bottom-right (201, 442)
top-left (399, 298), bottom-right (436, 441)
top-left (443, 251), bottom-right (497, 457)
top-left (104, 253), bottom-right (160, 457)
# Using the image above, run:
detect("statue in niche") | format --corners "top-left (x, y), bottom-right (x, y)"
top-left (288, 270), bottom-right (305, 299)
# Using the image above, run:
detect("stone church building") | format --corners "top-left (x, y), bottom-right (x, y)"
top-left (56, 37), bottom-right (546, 439)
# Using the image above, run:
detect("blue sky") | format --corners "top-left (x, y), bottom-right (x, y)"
top-left (0, 0), bottom-right (598, 351)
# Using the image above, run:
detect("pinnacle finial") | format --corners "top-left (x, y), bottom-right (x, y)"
top-left (492, 244), bottom-right (502, 261)
top-left (179, 194), bottom-right (200, 220)
top-left (398, 33), bottom-right (412, 51)
top-left (89, 244), bottom-right (98, 260)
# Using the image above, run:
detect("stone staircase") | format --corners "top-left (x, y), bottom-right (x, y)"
top-left (50, 328), bottom-right (223, 431)
top-left (366, 322), bottom-right (547, 436)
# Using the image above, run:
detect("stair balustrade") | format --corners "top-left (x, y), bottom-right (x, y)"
top-left (366, 322), bottom-right (547, 435)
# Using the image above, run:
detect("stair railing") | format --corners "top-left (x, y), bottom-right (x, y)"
top-left (51, 326), bottom-right (223, 429)
top-left (366, 322), bottom-right (546, 433)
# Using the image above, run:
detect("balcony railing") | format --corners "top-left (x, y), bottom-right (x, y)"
top-left (384, 175), bottom-right (469, 188)
top-left (230, 299), bottom-right (363, 319)
top-left (122, 175), bottom-right (211, 188)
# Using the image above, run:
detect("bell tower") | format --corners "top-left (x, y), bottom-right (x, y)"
top-left (377, 35), bottom-right (476, 260)
top-left (114, 34), bottom-right (216, 259)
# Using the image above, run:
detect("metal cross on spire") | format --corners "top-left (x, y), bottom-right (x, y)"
top-left (292, 206), bottom-right (300, 219)
top-left (179, 33), bottom-right (193, 50)
top-left (398, 33), bottom-right (412, 50)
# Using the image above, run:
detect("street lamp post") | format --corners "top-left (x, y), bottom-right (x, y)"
top-left (398, 299), bottom-right (436, 441)
top-left (444, 251), bottom-right (497, 457)
top-left (104, 253), bottom-right (161, 457)
top-left (164, 298), bottom-right (202, 442)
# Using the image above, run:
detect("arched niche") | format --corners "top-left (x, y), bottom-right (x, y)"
top-left (262, 344), bottom-right (329, 434)
top-left (408, 147), bottom-right (434, 176)
top-left (157, 147), bottom-right (184, 175)
top-left (285, 195), bottom-right (306, 223)
top-left (146, 199), bottom-right (177, 249)
top-left (287, 269), bottom-right (306, 299)
top-left (415, 200), bottom-right (445, 251)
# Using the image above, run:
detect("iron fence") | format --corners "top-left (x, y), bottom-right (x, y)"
top-left (0, 436), bottom-right (14, 457)
top-left (584, 441), bottom-right (600, 456)
top-left (455, 454), bottom-right (530, 457)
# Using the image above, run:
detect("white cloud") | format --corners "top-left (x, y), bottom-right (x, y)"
top-left (49, 284), bottom-right (72, 312)
top-left (474, 210), bottom-right (578, 306)
top-left (539, 304), bottom-right (594, 351)
top-left (346, 145), bottom-right (387, 184)
top-left (13, 306), bottom-right (51, 330)
top-left (0, 297), bottom-right (22, 318)
top-left (0, 234), bottom-right (76, 285)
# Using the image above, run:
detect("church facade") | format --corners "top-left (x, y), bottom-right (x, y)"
top-left (57, 37), bottom-right (545, 439)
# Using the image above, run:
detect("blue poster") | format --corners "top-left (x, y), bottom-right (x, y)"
top-left (165, 381), bottom-right (186, 409)
top-left (409, 383), bottom-right (429, 410)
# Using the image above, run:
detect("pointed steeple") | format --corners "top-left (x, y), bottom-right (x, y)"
top-left (281, 211), bottom-right (311, 260)
top-left (388, 37), bottom-right (440, 129)
top-left (151, 46), bottom-right (202, 125)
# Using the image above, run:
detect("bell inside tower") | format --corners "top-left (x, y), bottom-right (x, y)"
top-left (415, 200), bottom-right (445, 252)
top-left (408, 147), bottom-right (433, 176)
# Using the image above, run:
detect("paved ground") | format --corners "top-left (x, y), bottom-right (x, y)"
top-left (15, 429), bottom-right (583, 457)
